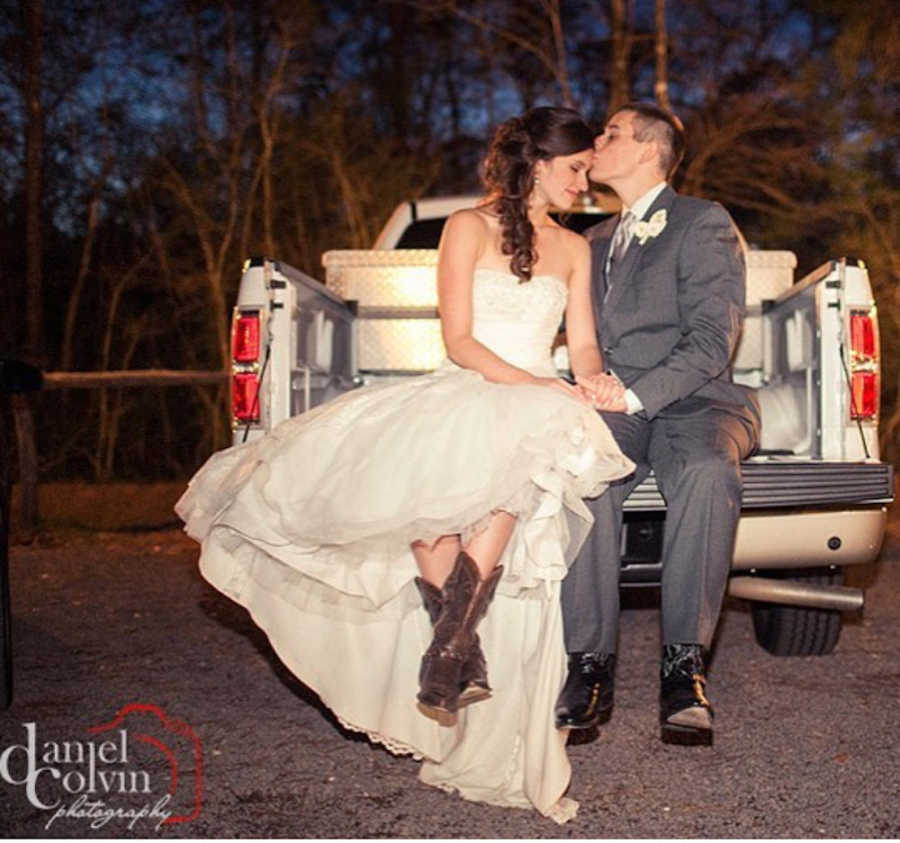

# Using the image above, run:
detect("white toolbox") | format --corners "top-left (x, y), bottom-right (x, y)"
top-left (323, 249), bottom-right (445, 372)
top-left (322, 247), bottom-right (795, 376)
top-left (734, 250), bottom-right (797, 377)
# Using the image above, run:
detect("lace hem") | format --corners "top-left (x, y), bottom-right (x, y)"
top-left (334, 713), bottom-right (426, 762)
top-left (335, 713), bottom-right (577, 823)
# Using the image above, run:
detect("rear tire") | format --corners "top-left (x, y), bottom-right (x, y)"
top-left (751, 569), bottom-right (844, 656)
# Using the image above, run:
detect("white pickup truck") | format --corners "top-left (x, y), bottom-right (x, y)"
top-left (227, 196), bottom-right (894, 658)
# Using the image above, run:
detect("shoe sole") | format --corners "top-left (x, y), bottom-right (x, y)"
top-left (554, 705), bottom-right (612, 731)
top-left (417, 687), bottom-right (491, 723)
top-left (416, 701), bottom-right (458, 726)
top-left (566, 725), bottom-right (600, 746)
top-left (458, 686), bottom-right (491, 706)
top-left (668, 705), bottom-right (711, 729)
top-left (661, 706), bottom-right (713, 746)
top-left (661, 722), bottom-right (713, 746)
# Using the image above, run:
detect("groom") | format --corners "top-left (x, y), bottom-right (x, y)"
top-left (556, 102), bottom-right (761, 744)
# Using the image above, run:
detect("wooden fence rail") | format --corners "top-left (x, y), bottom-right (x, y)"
top-left (41, 369), bottom-right (228, 389)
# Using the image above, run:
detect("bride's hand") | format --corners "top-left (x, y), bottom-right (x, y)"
top-left (533, 377), bottom-right (594, 408)
top-left (575, 373), bottom-right (627, 412)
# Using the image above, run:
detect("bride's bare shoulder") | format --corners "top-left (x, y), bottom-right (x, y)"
top-left (451, 205), bottom-right (499, 228)
top-left (439, 208), bottom-right (496, 263)
top-left (556, 225), bottom-right (589, 249)
top-left (441, 207), bottom-right (498, 251)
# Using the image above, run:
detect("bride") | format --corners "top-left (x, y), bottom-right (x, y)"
top-left (176, 106), bottom-right (633, 823)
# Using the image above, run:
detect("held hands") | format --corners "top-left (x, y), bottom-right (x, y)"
top-left (534, 376), bottom-right (594, 408)
top-left (574, 373), bottom-right (628, 413)
top-left (531, 373), bottom-right (627, 412)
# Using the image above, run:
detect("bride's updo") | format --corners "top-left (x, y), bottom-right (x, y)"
top-left (482, 107), bottom-right (594, 282)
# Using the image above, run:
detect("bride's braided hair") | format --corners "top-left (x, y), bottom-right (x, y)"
top-left (482, 107), bottom-right (594, 282)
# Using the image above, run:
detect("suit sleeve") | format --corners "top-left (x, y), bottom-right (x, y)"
top-left (629, 203), bottom-right (745, 419)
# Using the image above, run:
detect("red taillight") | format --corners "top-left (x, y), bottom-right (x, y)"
top-left (848, 308), bottom-right (879, 421)
top-left (232, 373), bottom-right (260, 421)
top-left (233, 312), bottom-right (260, 362)
top-left (850, 372), bottom-right (877, 420)
top-left (850, 313), bottom-right (876, 359)
top-left (850, 372), bottom-right (878, 419)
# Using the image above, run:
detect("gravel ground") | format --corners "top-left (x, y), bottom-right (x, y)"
top-left (1, 512), bottom-right (899, 838)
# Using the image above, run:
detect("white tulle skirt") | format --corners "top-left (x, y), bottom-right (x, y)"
top-left (176, 363), bottom-right (633, 823)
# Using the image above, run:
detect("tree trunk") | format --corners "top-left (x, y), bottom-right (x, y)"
top-left (101, 329), bottom-right (143, 480)
top-left (11, 395), bottom-right (38, 541)
top-left (60, 194), bottom-right (101, 371)
top-left (331, 148), bottom-right (371, 248)
top-left (544, 0), bottom-right (575, 107)
top-left (609, 0), bottom-right (631, 113)
top-left (654, 0), bottom-right (671, 110)
top-left (24, 0), bottom-right (44, 365)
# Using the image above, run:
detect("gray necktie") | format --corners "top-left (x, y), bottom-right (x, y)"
top-left (609, 210), bottom-right (637, 266)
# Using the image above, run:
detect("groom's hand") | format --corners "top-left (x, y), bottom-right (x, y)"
top-left (575, 373), bottom-right (628, 413)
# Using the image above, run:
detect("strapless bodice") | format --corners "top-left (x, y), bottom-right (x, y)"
top-left (462, 267), bottom-right (567, 377)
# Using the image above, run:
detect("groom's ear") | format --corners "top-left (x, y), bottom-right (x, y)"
top-left (638, 139), bottom-right (660, 168)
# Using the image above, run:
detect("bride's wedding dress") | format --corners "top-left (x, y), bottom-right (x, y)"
top-left (176, 268), bottom-right (633, 822)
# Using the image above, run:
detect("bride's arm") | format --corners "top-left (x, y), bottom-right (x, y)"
top-left (437, 210), bottom-right (542, 386)
top-left (565, 233), bottom-right (627, 410)
top-left (565, 235), bottom-right (604, 379)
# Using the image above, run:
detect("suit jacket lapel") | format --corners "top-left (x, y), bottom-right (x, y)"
top-left (592, 233), bottom-right (613, 320)
top-left (586, 217), bottom-right (616, 329)
top-left (602, 185), bottom-right (677, 315)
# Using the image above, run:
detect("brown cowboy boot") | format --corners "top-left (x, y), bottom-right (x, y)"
top-left (417, 551), bottom-right (503, 717)
top-left (415, 577), bottom-right (491, 706)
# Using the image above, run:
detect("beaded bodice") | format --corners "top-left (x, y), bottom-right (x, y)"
top-left (466, 268), bottom-right (567, 377)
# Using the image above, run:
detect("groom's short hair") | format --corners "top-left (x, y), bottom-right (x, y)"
top-left (611, 102), bottom-right (685, 180)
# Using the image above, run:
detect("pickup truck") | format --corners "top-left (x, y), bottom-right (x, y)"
top-left (227, 195), bottom-right (894, 658)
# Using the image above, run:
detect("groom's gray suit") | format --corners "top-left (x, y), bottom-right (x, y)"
top-left (562, 185), bottom-right (762, 653)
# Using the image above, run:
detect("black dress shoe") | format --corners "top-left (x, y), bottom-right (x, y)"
top-left (659, 644), bottom-right (713, 746)
top-left (554, 652), bottom-right (616, 730)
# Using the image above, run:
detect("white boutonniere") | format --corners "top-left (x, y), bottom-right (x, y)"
top-left (633, 209), bottom-right (667, 244)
